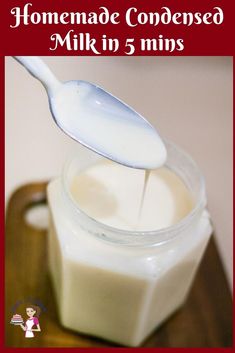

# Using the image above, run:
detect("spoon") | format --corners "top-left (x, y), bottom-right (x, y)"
top-left (14, 56), bottom-right (167, 169)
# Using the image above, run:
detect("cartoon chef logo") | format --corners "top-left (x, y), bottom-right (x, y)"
top-left (10, 304), bottom-right (41, 338)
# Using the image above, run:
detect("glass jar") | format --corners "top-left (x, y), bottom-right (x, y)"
top-left (47, 141), bottom-right (212, 347)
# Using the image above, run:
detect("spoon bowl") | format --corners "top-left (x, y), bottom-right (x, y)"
top-left (14, 56), bottom-right (167, 169)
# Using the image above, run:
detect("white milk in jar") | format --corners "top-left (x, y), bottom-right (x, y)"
top-left (47, 141), bottom-right (212, 346)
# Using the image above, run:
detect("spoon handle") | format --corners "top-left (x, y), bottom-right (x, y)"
top-left (13, 56), bottom-right (61, 93)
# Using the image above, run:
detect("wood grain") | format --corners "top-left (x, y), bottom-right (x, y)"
top-left (5, 182), bottom-right (232, 347)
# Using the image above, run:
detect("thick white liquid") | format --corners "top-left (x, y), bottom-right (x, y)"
top-left (70, 160), bottom-right (194, 231)
top-left (138, 170), bottom-right (151, 221)
top-left (19, 57), bottom-right (212, 346)
top-left (51, 81), bottom-right (167, 169)
top-left (48, 174), bottom-right (211, 346)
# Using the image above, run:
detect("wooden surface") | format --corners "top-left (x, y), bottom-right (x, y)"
top-left (5, 182), bottom-right (232, 348)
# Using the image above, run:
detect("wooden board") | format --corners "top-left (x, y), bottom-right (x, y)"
top-left (5, 182), bottom-right (232, 348)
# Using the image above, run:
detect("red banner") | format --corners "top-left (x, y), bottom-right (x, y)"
top-left (1, 0), bottom-right (234, 55)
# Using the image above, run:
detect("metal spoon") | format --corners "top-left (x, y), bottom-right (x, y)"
top-left (14, 56), bottom-right (167, 169)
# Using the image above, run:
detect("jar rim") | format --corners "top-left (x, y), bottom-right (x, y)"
top-left (62, 140), bottom-right (206, 247)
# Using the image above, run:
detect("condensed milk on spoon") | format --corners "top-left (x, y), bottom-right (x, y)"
top-left (14, 56), bottom-right (167, 169)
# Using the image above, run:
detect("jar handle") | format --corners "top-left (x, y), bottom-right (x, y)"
top-left (6, 182), bottom-right (49, 231)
